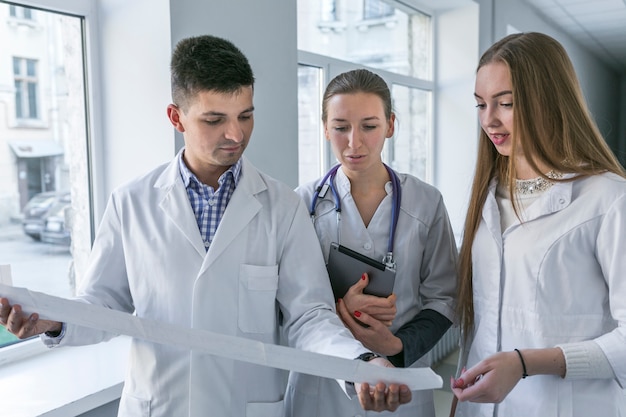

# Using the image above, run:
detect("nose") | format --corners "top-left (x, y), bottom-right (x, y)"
top-left (347, 129), bottom-right (362, 150)
top-left (482, 106), bottom-right (501, 128)
top-left (224, 119), bottom-right (244, 142)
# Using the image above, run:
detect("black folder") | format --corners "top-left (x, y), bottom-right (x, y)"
top-left (326, 242), bottom-right (396, 301)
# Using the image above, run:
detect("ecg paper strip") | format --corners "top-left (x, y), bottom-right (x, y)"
top-left (0, 277), bottom-right (442, 391)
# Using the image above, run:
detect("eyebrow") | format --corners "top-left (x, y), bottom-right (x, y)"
top-left (330, 116), bottom-right (381, 122)
top-left (474, 90), bottom-right (513, 100)
top-left (200, 106), bottom-right (255, 117)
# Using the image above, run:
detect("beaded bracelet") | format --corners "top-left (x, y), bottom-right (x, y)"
top-left (514, 349), bottom-right (529, 379)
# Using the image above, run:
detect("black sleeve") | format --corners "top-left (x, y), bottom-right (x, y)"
top-left (387, 309), bottom-right (452, 368)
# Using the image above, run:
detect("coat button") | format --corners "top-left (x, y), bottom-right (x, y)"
top-left (364, 243), bottom-right (372, 250)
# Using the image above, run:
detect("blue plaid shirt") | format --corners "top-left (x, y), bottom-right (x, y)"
top-left (178, 152), bottom-right (242, 251)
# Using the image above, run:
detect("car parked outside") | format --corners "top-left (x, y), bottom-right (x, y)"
top-left (40, 200), bottom-right (72, 246)
top-left (21, 191), bottom-right (71, 241)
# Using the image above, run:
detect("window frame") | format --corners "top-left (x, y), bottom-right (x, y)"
top-left (0, 0), bottom-right (103, 362)
top-left (297, 48), bottom-right (435, 182)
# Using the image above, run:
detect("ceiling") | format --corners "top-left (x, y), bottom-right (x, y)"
top-left (523, 0), bottom-right (626, 73)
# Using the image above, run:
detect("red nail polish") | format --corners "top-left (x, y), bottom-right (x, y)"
top-left (453, 378), bottom-right (465, 388)
top-left (361, 273), bottom-right (366, 280)
top-left (354, 311), bottom-right (362, 318)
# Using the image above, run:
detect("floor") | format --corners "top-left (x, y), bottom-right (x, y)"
top-left (432, 348), bottom-right (459, 417)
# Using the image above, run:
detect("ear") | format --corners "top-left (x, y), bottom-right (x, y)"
top-left (167, 104), bottom-right (185, 133)
top-left (386, 113), bottom-right (396, 138)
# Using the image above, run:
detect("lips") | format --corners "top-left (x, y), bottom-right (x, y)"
top-left (489, 133), bottom-right (509, 146)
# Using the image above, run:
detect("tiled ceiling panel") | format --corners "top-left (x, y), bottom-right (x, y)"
top-left (524, 0), bottom-right (626, 72)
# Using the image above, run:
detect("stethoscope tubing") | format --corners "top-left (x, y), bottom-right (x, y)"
top-left (309, 163), bottom-right (402, 267)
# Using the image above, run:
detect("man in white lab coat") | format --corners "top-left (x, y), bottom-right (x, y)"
top-left (0, 35), bottom-right (411, 416)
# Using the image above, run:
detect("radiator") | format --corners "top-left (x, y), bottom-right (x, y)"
top-left (430, 326), bottom-right (460, 366)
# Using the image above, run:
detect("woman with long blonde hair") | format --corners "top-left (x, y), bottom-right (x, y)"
top-left (452, 32), bottom-right (626, 417)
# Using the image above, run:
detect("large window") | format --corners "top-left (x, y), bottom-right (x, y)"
top-left (297, 0), bottom-right (434, 183)
top-left (0, 2), bottom-right (93, 350)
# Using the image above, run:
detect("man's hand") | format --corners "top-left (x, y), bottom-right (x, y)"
top-left (0, 297), bottom-right (62, 339)
top-left (355, 357), bottom-right (412, 411)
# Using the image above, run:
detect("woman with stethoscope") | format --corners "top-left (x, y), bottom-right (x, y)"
top-left (285, 69), bottom-right (459, 417)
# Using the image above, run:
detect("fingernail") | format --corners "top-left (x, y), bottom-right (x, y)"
top-left (29, 315), bottom-right (37, 322)
top-left (361, 273), bottom-right (366, 280)
top-left (337, 298), bottom-right (342, 303)
top-left (354, 311), bottom-right (362, 318)
top-left (453, 378), bottom-right (465, 388)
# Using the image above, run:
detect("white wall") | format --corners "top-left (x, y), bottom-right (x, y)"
top-left (95, 0), bottom-right (173, 215)
top-left (435, 3), bottom-right (480, 241)
top-left (169, 0), bottom-right (300, 188)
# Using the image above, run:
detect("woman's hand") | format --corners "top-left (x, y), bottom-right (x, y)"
top-left (450, 351), bottom-right (524, 403)
top-left (341, 273), bottom-right (396, 326)
top-left (451, 348), bottom-right (566, 404)
top-left (337, 297), bottom-right (403, 356)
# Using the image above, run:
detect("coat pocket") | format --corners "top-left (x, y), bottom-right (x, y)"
top-left (238, 264), bottom-right (279, 333)
top-left (246, 399), bottom-right (284, 417)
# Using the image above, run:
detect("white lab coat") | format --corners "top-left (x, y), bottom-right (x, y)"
top-left (285, 168), bottom-right (458, 417)
top-left (55, 155), bottom-right (367, 417)
top-left (456, 172), bottom-right (626, 417)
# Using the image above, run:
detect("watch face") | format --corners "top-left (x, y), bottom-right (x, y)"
top-left (357, 352), bottom-right (381, 362)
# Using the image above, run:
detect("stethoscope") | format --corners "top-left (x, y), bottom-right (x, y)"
top-left (309, 163), bottom-right (402, 269)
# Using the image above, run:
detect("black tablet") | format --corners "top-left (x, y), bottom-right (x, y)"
top-left (326, 242), bottom-right (396, 301)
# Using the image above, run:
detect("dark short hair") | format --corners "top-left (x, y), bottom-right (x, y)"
top-left (170, 35), bottom-right (255, 110)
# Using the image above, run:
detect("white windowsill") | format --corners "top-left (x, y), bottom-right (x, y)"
top-left (0, 336), bottom-right (129, 417)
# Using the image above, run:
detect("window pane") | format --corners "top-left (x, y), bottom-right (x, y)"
top-left (298, 0), bottom-right (432, 79)
top-left (0, 2), bottom-right (91, 349)
top-left (14, 80), bottom-right (23, 118)
top-left (297, 65), bottom-right (324, 184)
top-left (363, 0), bottom-right (394, 20)
top-left (320, 0), bottom-right (336, 22)
top-left (27, 82), bottom-right (37, 118)
top-left (26, 59), bottom-right (36, 77)
top-left (387, 84), bottom-right (431, 182)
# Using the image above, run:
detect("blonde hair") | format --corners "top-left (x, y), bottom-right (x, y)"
top-left (457, 32), bottom-right (626, 338)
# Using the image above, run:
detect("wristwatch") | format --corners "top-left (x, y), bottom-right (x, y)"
top-left (355, 352), bottom-right (382, 362)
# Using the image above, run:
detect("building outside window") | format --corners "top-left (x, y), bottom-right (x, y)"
top-left (0, 1), bottom-right (93, 351)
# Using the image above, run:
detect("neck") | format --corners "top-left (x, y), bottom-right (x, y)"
top-left (183, 154), bottom-right (229, 189)
top-left (342, 163), bottom-right (389, 194)
top-left (514, 156), bottom-right (550, 180)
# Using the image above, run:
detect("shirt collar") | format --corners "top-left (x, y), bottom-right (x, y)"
top-left (178, 149), bottom-right (242, 188)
